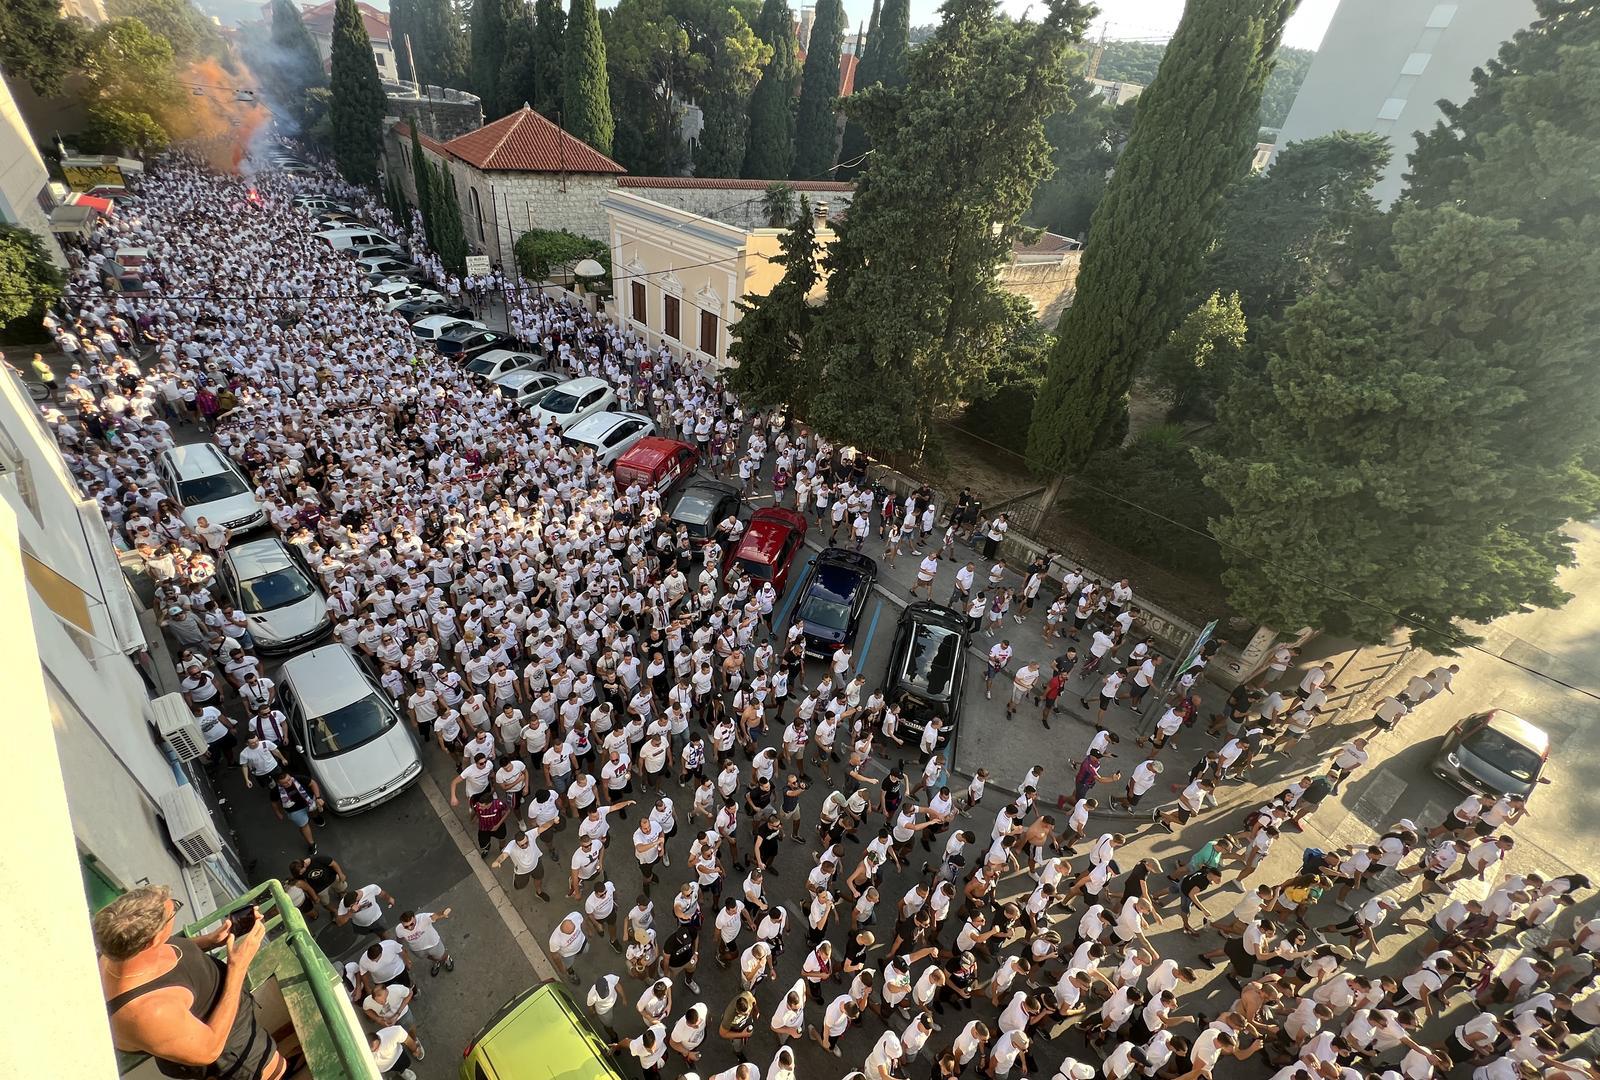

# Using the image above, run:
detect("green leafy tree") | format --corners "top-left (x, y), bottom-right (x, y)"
top-left (105, 0), bottom-right (220, 60)
top-left (470, 0), bottom-right (523, 117)
top-left (514, 227), bottom-right (607, 280)
top-left (79, 102), bottom-right (170, 154)
top-left (1257, 46), bottom-right (1312, 127)
top-left (329, 0), bottom-right (387, 185)
top-left (741, 0), bottom-right (798, 178)
top-left (389, 0), bottom-right (416, 79)
top-left (410, 0), bottom-right (470, 87)
top-left (427, 162), bottom-right (470, 274)
top-left (0, 0), bottom-right (85, 95)
top-left (0, 225), bottom-right (64, 337)
top-left (727, 198), bottom-right (821, 412)
top-left (78, 17), bottom-right (185, 148)
top-left (791, 0), bottom-right (845, 177)
top-left (1094, 38), bottom-right (1165, 83)
top-left (563, 0), bottom-right (614, 154)
top-left (1028, 0), bottom-right (1294, 482)
top-left (497, 3), bottom-right (540, 115)
top-left (761, 182), bottom-right (795, 226)
top-left (604, 0), bottom-right (691, 173)
top-left (835, 0), bottom-right (879, 175)
top-left (1203, 131), bottom-right (1389, 322)
top-left (531, 0), bottom-right (565, 117)
top-left (1201, 0), bottom-right (1600, 647)
top-left (791, 0), bottom-right (1089, 455)
top-left (1024, 77), bottom-right (1126, 239)
top-left (1145, 290), bottom-right (1246, 422)
top-left (870, 0), bottom-right (909, 89)
top-left (259, 0), bottom-right (326, 121)
top-left (682, 0), bottom-right (769, 177)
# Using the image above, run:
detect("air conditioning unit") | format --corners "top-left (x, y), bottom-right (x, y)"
top-left (180, 862), bottom-right (218, 923)
top-left (159, 784), bottom-right (224, 864)
top-left (152, 692), bottom-right (205, 762)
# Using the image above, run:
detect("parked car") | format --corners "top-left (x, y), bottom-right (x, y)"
top-left (155, 442), bottom-right (266, 537)
top-left (293, 196), bottom-right (351, 213)
top-left (411, 314), bottom-right (485, 342)
top-left (434, 325), bottom-right (511, 360)
top-left (1431, 709), bottom-right (1552, 798)
top-left (276, 644), bottom-right (423, 814)
top-left (313, 210), bottom-right (364, 228)
top-left (883, 601), bottom-right (969, 747)
top-left (313, 227), bottom-right (394, 253)
top-left (667, 479), bottom-right (741, 542)
top-left (563, 411), bottom-right (656, 467)
top-left (394, 298), bottom-right (473, 323)
top-left (793, 548), bottom-right (878, 657)
top-left (371, 280), bottom-right (445, 312)
top-left (355, 255), bottom-right (420, 280)
top-left (613, 437), bottom-right (700, 496)
top-left (726, 507), bottom-right (809, 594)
top-left (462, 981), bottom-right (625, 1080)
top-left (493, 368), bottom-right (567, 409)
top-left (527, 375), bottom-right (618, 432)
top-left (218, 537), bottom-right (330, 653)
top-left (464, 347), bottom-right (543, 382)
top-left (349, 242), bottom-right (408, 262)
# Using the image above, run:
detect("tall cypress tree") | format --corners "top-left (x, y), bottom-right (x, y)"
top-left (428, 160), bottom-right (470, 274)
top-left (727, 198), bottom-right (821, 410)
top-left (410, 124), bottom-right (436, 244)
top-left (873, 0), bottom-right (910, 89)
top-left (1028, 0), bottom-right (1294, 483)
top-left (389, 0), bottom-right (415, 80)
top-left (330, 0), bottom-right (387, 185)
top-left (531, 0), bottom-right (565, 119)
top-left (562, 0), bottom-right (614, 154)
top-left (498, 3), bottom-right (540, 116)
top-left (835, 4), bottom-right (875, 176)
top-left (410, 0), bottom-right (469, 87)
top-left (791, 0), bottom-right (845, 178)
top-left (470, 0), bottom-right (524, 118)
top-left (741, 0), bottom-right (798, 179)
top-left (265, 0), bottom-right (325, 107)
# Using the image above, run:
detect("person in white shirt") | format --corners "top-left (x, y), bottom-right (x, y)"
top-left (548, 914), bottom-right (588, 984)
top-left (393, 909), bottom-right (454, 976)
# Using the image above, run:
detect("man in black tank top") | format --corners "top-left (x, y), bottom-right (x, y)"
top-left (96, 885), bottom-right (283, 1080)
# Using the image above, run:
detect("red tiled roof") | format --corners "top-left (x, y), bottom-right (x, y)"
top-left (297, 0), bottom-right (390, 42)
top-left (392, 122), bottom-right (450, 158)
top-left (440, 107), bottom-right (625, 174)
top-left (618, 177), bottom-right (853, 191)
top-left (838, 53), bottom-right (859, 96)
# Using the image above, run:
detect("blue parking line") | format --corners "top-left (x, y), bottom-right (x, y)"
top-left (855, 597), bottom-right (885, 672)
top-left (773, 554), bottom-right (814, 630)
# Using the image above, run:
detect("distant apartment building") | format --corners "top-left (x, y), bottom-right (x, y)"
top-left (292, 0), bottom-right (397, 77)
top-left (1087, 77), bottom-right (1144, 106)
top-left (1272, 0), bottom-right (1537, 205)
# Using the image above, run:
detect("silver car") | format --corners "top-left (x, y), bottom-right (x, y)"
top-left (156, 442), bottom-right (267, 537)
top-left (218, 538), bottom-right (330, 653)
top-left (277, 645), bottom-right (422, 814)
top-left (1431, 709), bottom-right (1552, 799)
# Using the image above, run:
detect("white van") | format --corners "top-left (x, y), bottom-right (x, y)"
top-left (314, 226), bottom-right (396, 252)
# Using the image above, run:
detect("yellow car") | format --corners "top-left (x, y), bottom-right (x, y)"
top-left (461, 981), bottom-right (624, 1080)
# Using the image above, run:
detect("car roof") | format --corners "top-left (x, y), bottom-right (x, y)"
top-left (413, 314), bottom-right (480, 331)
top-left (816, 547), bottom-right (876, 573)
top-left (476, 983), bottom-right (619, 1079)
top-left (566, 410), bottom-right (648, 441)
top-left (371, 280), bottom-right (413, 294)
top-left (224, 537), bottom-right (298, 579)
top-left (440, 323), bottom-right (494, 341)
top-left (738, 509), bottom-right (805, 562)
top-left (162, 442), bottom-right (230, 479)
top-left (618, 436), bottom-right (693, 469)
top-left (278, 644), bottom-right (374, 715)
top-left (903, 600), bottom-right (970, 633)
top-left (313, 227), bottom-right (381, 239)
top-left (1481, 710), bottom-right (1549, 754)
top-left (494, 368), bottom-right (562, 389)
top-left (472, 348), bottom-right (536, 365)
top-left (682, 478), bottom-right (739, 499)
top-left (551, 376), bottom-right (609, 395)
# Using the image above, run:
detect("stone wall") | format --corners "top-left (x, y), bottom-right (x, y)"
top-left (998, 251), bottom-right (1081, 329)
top-left (618, 182), bottom-right (855, 231)
top-left (387, 88), bottom-right (483, 144)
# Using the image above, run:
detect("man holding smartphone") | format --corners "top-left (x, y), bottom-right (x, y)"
top-left (97, 885), bottom-right (284, 1080)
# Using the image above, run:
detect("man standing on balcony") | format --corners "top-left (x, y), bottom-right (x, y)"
top-left (96, 885), bottom-right (285, 1080)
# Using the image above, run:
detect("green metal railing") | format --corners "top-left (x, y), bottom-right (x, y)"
top-left (181, 879), bottom-right (377, 1080)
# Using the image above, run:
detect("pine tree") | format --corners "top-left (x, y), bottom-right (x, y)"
top-left (791, 0), bottom-right (845, 177)
top-left (727, 198), bottom-right (821, 411)
top-left (790, 0), bottom-right (1089, 453)
top-left (1199, 1), bottom-right (1600, 646)
top-left (427, 160), bottom-right (470, 274)
top-left (329, 0), bottom-right (388, 185)
top-left (470, 0), bottom-right (524, 118)
top-left (562, 0), bottom-right (613, 154)
top-left (741, 0), bottom-right (798, 179)
top-left (265, 0), bottom-right (325, 107)
top-left (872, 0), bottom-right (909, 89)
top-left (410, 0), bottom-right (469, 88)
top-left (1027, 0), bottom-right (1295, 481)
top-left (531, 0), bottom-right (565, 119)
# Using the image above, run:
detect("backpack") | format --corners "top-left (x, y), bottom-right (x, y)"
top-left (1300, 847), bottom-right (1327, 876)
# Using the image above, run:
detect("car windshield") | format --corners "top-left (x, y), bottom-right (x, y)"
top-left (900, 624), bottom-right (960, 700)
top-left (798, 594), bottom-right (850, 631)
top-left (1462, 727), bottom-right (1543, 783)
top-left (237, 568), bottom-right (315, 614)
top-left (799, 565), bottom-right (859, 630)
top-left (178, 471), bottom-right (248, 504)
top-left (736, 558), bottom-right (773, 581)
top-left (674, 494), bottom-right (718, 525)
top-left (541, 389), bottom-right (581, 414)
top-left (465, 356), bottom-right (499, 375)
top-left (307, 693), bottom-right (397, 758)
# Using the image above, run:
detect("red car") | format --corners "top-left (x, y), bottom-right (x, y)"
top-left (725, 507), bottom-right (809, 594)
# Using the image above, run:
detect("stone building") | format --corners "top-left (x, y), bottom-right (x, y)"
top-left (999, 232), bottom-right (1081, 329)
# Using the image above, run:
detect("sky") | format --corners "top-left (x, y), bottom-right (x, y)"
top-left (843, 0), bottom-right (1341, 52)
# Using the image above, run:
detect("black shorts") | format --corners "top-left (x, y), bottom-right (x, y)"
top-left (512, 868), bottom-right (543, 889)
top-left (354, 919), bottom-right (388, 936)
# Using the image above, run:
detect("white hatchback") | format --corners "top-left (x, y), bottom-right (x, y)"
top-left (371, 280), bottom-right (444, 312)
top-left (562, 410), bottom-right (656, 467)
top-left (527, 375), bottom-right (618, 432)
top-left (412, 314), bottom-right (485, 341)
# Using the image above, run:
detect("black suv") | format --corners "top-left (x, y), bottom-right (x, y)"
top-left (883, 601), bottom-right (969, 746)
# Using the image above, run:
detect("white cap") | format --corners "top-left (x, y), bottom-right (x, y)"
top-left (1057, 1061), bottom-right (1096, 1080)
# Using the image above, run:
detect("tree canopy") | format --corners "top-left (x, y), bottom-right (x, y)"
top-left (741, 0), bottom-right (799, 179)
top-left (563, 0), bottom-right (615, 155)
top-left (0, 225), bottom-right (64, 339)
top-left (329, 0), bottom-right (387, 184)
top-left (791, 0), bottom-right (846, 177)
top-left (726, 198), bottom-right (821, 411)
top-left (0, 0), bottom-right (86, 95)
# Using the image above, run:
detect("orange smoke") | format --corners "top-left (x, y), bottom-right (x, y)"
top-left (173, 57), bottom-right (272, 173)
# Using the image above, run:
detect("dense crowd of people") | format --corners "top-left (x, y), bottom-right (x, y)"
top-left (54, 148), bottom-right (1600, 1080)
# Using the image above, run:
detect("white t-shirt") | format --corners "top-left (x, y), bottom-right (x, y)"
top-left (394, 913), bottom-right (442, 953)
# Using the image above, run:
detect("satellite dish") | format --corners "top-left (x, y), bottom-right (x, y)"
top-left (573, 258), bottom-right (605, 278)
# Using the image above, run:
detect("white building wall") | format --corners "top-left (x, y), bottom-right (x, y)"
top-left (1273, 0), bottom-right (1538, 206)
top-left (0, 74), bottom-right (66, 267)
